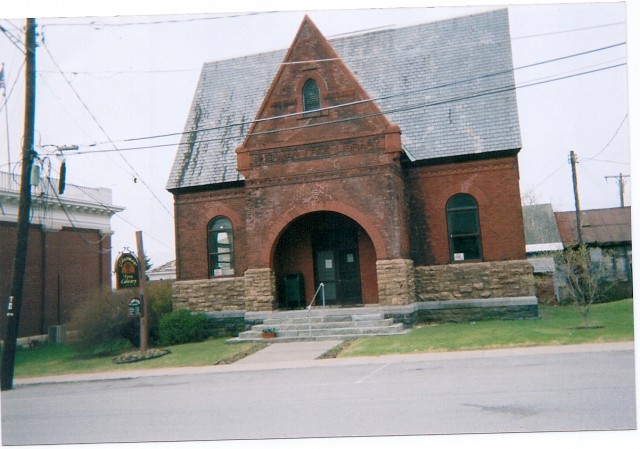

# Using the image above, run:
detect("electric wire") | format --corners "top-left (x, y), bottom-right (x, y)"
top-left (0, 60), bottom-right (25, 114)
top-left (41, 173), bottom-right (116, 253)
top-left (511, 20), bottom-right (625, 40)
top-left (40, 168), bottom-right (172, 252)
top-left (64, 60), bottom-right (627, 156)
top-left (40, 39), bottom-right (174, 218)
top-left (583, 113), bottom-right (629, 161)
top-left (75, 41), bottom-right (626, 148)
top-left (40, 11), bottom-right (280, 27)
top-left (0, 23), bottom-right (25, 53)
top-left (522, 112), bottom-right (630, 198)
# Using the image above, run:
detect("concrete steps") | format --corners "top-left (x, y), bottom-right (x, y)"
top-left (227, 312), bottom-right (408, 343)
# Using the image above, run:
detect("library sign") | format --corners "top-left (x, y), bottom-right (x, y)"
top-left (115, 252), bottom-right (140, 289)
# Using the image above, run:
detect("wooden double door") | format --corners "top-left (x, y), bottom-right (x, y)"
top-left (313, 229), bottom-right (362, 306)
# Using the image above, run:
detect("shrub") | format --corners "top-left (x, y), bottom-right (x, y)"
top-left (123, 281), bottom-right (174, 346)
top-left (159, 309), bottom-right (210, 345)
top-left (69, 288), bottom-right (133, 356)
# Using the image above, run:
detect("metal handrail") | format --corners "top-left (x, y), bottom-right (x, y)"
top-left (307, 283), bottom-right (325, 336)
top-left (307, 282), bottom-right (325, 310)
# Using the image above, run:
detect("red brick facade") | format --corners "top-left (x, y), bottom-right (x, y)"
top-left (406, 155), bottom-right (526, 266)
top-left (0, 223), bottom-right (111, 337)
top-left (171, 16), bottom-right (527, 310)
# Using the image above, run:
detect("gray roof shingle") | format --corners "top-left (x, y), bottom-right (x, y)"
top-left (522, 203), bottom-right (563, 247)
top-left (167, 9), bottom-right (521, 190)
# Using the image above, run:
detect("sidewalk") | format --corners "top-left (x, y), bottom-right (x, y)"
top-left (13, 341), bottom-right (634, 387)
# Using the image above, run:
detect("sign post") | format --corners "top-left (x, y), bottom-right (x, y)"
top-left (114, 232), bottom-right (148, 354)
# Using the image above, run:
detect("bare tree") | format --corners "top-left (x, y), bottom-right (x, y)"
top-left (556, 244), bottom-right (611, 328)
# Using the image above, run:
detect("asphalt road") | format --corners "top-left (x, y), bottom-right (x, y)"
top-left (1, 344), bottom-right (636, 445)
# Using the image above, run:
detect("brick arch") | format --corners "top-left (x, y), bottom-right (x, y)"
top-left (434, 180), bottom-right (489, 211)
top-left (295, 73), bottom-right (328, 114)
top-left (202, 204), bottom-right (242, 232)
top-left (259, 201), bottom-right (388, 267)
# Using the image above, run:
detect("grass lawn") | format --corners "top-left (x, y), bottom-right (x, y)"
top-left (337, 299), bottom-right (635, 358)
top-left (12, 338), bottom-right (264, 379)
top-left (8, 299), bottom-right (634, 378)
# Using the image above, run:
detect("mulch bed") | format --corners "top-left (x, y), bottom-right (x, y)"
top-left (112, 348), bottom-right (171, 364)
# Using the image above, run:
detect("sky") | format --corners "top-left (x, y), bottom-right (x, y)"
top-left (0, 0), bottom-right (635, 275)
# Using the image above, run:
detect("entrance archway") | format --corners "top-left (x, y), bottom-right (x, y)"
top-left (273, 212), bottom-right (379, 309)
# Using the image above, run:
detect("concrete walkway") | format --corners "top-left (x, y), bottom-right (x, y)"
top-left (12, 341), bottom-right (634, 387)
top-left (233, 340), bottom-right (342, 365)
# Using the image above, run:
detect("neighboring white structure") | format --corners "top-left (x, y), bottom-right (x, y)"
top-left (1, 169), bottom-right (125, 338)
top-left (0, 170), bottom-right (123, 236)
top-left (147, 259), bottom-right (176, 282)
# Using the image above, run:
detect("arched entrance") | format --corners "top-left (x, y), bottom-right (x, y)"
top-left (273, 211), bottom-right (378, 308)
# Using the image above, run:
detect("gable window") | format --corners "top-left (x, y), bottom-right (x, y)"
top-left (446, 194), bottom-right (482, 262)
top-left (302, 79), bottom-right (321, 112)
top-left (208, 217), bottom-right (234, 277)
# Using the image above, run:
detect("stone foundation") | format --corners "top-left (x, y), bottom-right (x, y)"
top-left (414, 260), bottom-right (535, 302)
top-left (173, 278), bottom-right (246, 312)
top-left (174, 260), bottom-right (536, 321)
top-left (244, 268), bottom-right (276, 311)
top-left (382, 297), bottom-right (538, 326)
top-left (376, 259), bottom-right (415, 306)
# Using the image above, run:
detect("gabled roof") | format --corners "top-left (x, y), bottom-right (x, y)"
top-left (167, 9), bottom-right (521, 191)
top-left (555, 207), bottom-right (632, 247)
top-left (522, 203), bottom-right (563, 253)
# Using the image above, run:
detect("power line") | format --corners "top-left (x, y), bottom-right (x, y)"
top-left (40, 11), bottom-right (279, 27)
top-left (246, 63), bottom-right (626, 138)
top-left (511, 20), bottom-right (625, 40)
top-left (41, 166), bottom-right (173, 252)
top-left (522, 112), bottom-right (630, 198)
top-left (66, 60), bottom-right (627, 156)
top-left (38, 68), bottom-right (199, 76)
top-left (0, 61), bottom-right (25, 114)
top-left (586, 158), bottom-right (630, 165)
top-left (40, 39), bottom-right (174, 219)
top-left (0, 23), bottom-right (25, 53)
top-left (41, 174), bottom-right (112, 253)
top-left (73, 41), bottom-right (625, 150)
top-left (584, 113), bottom-right (629, 161)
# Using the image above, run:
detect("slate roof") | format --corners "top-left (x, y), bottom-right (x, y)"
top-left (167, 9), bottom-right (521, 190)
top-left (522, 204), bottom-right (564, 253)
top-left (555, 207), bottom-right (632, 248)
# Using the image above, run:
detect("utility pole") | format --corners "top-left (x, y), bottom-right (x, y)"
top-left (569, 150), bottom-right (583, 245)
top-left (136, 231), bottom-right (149, 354)
top-left (605, 173), bottom-right (630, 207)
top-left (2, 62), bottom-right (11, 169)
top-left (1, 19), bottom-right (37, 391)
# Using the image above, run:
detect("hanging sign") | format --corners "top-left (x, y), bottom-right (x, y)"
top-left (115, 252), bottom-right (140, 289)
top-left (128, 297), bottom-right (142, 318)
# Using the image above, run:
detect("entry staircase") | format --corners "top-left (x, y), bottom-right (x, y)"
top-left (227, 312), bottom-right (408, 343)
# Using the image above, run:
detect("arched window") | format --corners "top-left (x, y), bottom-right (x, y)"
top-left (302, 79), bottom-right (321, 112)
top-left (208, 217), bottom-right (234, 277)
top-left (446, 194), bottom-right (482, 262)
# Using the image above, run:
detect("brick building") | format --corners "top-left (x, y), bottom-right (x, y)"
top-left (167, 10), bottom-right (536, 322)
top-left (0, 170), bottom-right (123, 338)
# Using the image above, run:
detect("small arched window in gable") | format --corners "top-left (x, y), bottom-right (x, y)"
top-left (208, 216), bottom-right (234, 277)
top-left (302, 79), bottom-right (321, 112)
top-left (446, 194), bottom-right (482, 262)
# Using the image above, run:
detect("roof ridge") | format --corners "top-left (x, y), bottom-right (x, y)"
top-left (200, 8), bottom-right (508, 67)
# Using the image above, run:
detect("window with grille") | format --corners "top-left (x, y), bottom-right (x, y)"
top-left (446, 194), bottom-right (482, 262)
top-left (302, 79), bottom-right (320, 112)
top-left (208, 216), bottom-right (234, 277)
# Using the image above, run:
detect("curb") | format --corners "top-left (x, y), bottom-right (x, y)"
top-left (12, 341), bottom-right (635, 387)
